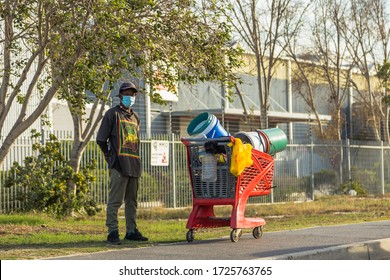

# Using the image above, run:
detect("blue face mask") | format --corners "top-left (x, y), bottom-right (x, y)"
top-left (121, 96), bottom-right (136, 108)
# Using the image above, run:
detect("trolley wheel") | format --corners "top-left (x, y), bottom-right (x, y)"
top-left (252, 226), bottom-right (264, 239)
top-left (230, 228), bottom-right (242, 243)
top-left (186, 229), bottom-right (195, 242)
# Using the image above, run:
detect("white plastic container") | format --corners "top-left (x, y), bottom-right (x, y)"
top-left (201, 153), bottom-right (217, 182)
top-left (233, 131), bottom-right (265, 152)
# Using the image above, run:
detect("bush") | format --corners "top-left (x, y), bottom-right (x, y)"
top-left (340, 180), bottom-right (367, 196)
top-left (351, 166), bottom-right (377, 193)
top-left (4, 131), bottom-right (100, 219)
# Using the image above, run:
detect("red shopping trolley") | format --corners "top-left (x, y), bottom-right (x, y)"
top-left (181, 136), bottom-right (274, 242)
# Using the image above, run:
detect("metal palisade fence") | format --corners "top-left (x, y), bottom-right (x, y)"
top-left (0, 132), bottom-right (389, 213)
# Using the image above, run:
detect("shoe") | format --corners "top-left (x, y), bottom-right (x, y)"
top-left (107, 230), bottom-right (121, 245)
top-left (124, 228), bottom-right (148, 241)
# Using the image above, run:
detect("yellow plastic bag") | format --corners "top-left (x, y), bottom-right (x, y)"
top-left (228, 138), bottom-right (253, 177)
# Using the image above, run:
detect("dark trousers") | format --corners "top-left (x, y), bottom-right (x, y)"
top-left (106, 168), bottom-right (138, 234)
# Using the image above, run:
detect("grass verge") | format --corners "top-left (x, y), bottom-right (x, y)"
top-left (0, 195), bottom-right (389, 260)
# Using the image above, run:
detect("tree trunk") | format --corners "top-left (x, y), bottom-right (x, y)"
top-left (260, 106), bottom-right (268, 129)
top-left (336, 110), bottom-right (341, 141)
top-left (65, 97), bottom-right (106, 214)
top-left (65, 138), bottom-right (86, 216)
top-left (68, 139), bottom-right (84, 194)
top-left (0, 83), bottom-right (59, 169)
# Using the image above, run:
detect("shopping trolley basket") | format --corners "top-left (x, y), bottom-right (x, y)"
top-left (181, 136), bottom-right (275, 242)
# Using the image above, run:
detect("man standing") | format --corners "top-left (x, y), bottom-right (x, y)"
top-left (97, 81), bottom-right (148, 244)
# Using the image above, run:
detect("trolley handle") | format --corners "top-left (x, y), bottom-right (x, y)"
top-left (181, 136), bottom-right (234, 147)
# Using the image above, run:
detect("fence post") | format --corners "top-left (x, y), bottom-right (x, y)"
top-left (171, 133), bottom-right (177, 208)
top-left (145, 83), bottom-right (152, 139)
top-left (339, 140), bottom-right (343, 186)
top-left (347, 139), bottom-right (351, 192)
top-left (310, 138), bottom-right (314, 200)
top-left (381, 141), bottom-right (385, 195)
top-left (41, 129), bottom-right (45, 145)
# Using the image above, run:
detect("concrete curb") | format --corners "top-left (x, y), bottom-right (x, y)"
top-left (259, 238), bottom-right (390, 260)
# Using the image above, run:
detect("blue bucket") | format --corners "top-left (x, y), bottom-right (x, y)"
top-left (187, 112), bottom-right (229, 138)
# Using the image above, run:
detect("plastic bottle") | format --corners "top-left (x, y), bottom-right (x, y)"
top-left (198, 146), bottom-right (206, 158)
top-left (201, 153), bottom-right (217, 182)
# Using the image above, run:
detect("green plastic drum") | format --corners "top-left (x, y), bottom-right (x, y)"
top-left (258, 128), bottom-right (287, 155)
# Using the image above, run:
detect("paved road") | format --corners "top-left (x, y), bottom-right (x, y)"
top-left (50, 220), bottom-right (390, 260)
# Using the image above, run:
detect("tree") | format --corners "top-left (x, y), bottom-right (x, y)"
top-left (288, 0), bottom-right (355, 141)
top-left (0, 0), bottom-right (242, 169)
top-left (285, 0), bottom-right (389, 142)
top-left (217, 0), bottom-right (308, 129)
top-left (0, 0), bottom-right (114, 169)
top-left (283, 2), bottom-right (328, 138)
top-left (288, 56), bottom-right (327, 137)
top-left (372, 0), bottom-right (390, 142)
top-left (304, 0), bottom-right (354, 141)
top-left (378, 61), bottom-right (390, 142)
top-left (1, 0), bottom-right (243, 215)
top-left (344, 0), bottom-right (386, 141)
top-left (57, 0), bottom-right (244, 198)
